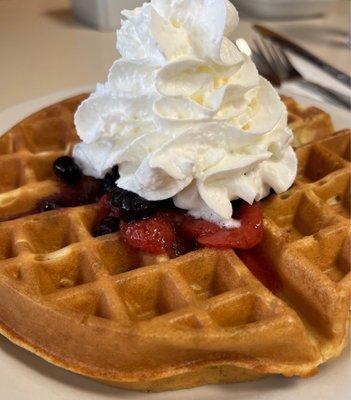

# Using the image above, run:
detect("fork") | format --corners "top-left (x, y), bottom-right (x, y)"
top-left (252, 37), bottom-right (350, 110)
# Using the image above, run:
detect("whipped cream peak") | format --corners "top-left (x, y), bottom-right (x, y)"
top-left (73, 0), bottom-right (297, 226)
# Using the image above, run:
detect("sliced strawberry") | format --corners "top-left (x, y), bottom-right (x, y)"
top-left (158, 210), bottom-right (198, 256)
top-left (197, 203), bottom-right (263, 249)
top-left (172, 235), bottom-right (198, 257)
top-left (159, 210), bottom-right (186, 229)
top-left (120, 214), bottom-right (175, 255)
top-left (179, 215), bottom-right (220, 239)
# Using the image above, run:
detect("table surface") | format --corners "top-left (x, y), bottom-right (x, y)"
top-left (0, 0), bottom-right (350, 111)
top-left (0, 3), bottom-right (350, 399)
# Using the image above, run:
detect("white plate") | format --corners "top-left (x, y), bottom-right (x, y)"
top-left (0, 88), bottom-right (350, 400)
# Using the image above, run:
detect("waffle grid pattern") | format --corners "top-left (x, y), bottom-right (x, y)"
top-left (264, 130), bottom-right (350, 289)
top-left (0, 95), bottom-right (86, 220)
top-left (0, 94), bottom-right (349, 390)
top-left (0, 204), bottom-right (288, 334)
top-left (282, 95), bottom-right (334, 147)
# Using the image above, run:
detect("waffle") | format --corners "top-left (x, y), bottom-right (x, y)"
top-left (0, 95), bottom-right (86, 222)
top-left (282, 95), bottom-right (335, 148)
top-left (0, 95), bottom-right (349, 392)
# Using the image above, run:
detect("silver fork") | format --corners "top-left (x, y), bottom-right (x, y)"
top-left (252, 37), bottom-right (350, 109)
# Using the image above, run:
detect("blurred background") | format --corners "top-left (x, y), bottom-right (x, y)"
top-left (0, 0), bottom-right (350, 111)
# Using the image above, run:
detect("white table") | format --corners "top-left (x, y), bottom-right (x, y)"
top-left (0, 0), bottom-right (349, 111)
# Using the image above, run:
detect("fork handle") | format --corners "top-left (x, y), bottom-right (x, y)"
top-left (298, 79), bottom-right (350, 110)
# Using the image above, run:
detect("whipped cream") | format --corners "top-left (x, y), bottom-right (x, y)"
top-left (73, 0), bottom-right (297, 227)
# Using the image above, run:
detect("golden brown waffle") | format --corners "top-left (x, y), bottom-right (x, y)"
top-left (0, 95), bottom-right (86, 222)
top-left (262, 128), bottom-right (350, 353)
top-left (0, 95), bottom-right (349, 392)
top-left (282, 95), bottom-right (335, 148)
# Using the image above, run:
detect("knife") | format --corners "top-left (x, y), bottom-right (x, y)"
top-left (253, 25), bottom-right (351, 88)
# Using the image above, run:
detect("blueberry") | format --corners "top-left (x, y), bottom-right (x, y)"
top-left (111, 166), bottom-right (120, 179)
top-left (93, 217), bottom-right (120, 237)
top-left (39, 199), bottom-right (62, 213)
top-left (159, 197), bottom-right (177, 210)
top-left (101, 166), bottom-right (120, 193)
top-left (231, 199), bottom-right (244, 217)
top-left (54, 156), bottom-right (82, 185)
top-left (111, 189), bottom-right (158, 221)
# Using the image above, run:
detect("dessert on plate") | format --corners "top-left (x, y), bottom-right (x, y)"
top-left (0, 0), bottom-right (349, 392)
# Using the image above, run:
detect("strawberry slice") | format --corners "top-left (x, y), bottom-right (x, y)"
top-left (158, 210), bottom-right (199, 256)
top-left (120, 214), bottom-right (175, 255)
top-left (179, 216), bottom-right (220, 239)
top-left (198, 203), bottom-right (263, 249)
top-left (159, 210), bottom-right (186, 229)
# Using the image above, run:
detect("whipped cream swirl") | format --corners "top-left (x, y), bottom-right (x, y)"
top-left (73, 0), bottom-right (297, 227)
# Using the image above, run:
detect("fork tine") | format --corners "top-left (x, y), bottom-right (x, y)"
top-left (253, 38), bottom-right (281, 74)
top-left (256, 36), bottom-right (285, 79)
top-left (273, 44), bottom-right (295, 71)
top-left (267, 43), bottom-right (287, 70)
top-left (252, 38), bottom-right (281, 86)
top-left (252, 39), bottom-right (271, 69)
top-left (260, 38), bottom-right (287, 78)
top-left (272, 44), bottom-right (302, 80)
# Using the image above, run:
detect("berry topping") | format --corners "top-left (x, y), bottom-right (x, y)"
top-left (231, 199), bottom-right (244, 216)
top-left (93, 217), bottom-right (120, 237)
top-left (198, 203), bottom-right (263, 249)
top-left (98, 193), bottom-right (120, 218)
top-left (120, 214), bottom-right (175, 254)
top-left (158, 210), bottom-right (197, 256)
top-left (58, 177), bottom-right (102, 207)
top-left (179, 216), bottom-right (220, 239)
top-left (101, 166), bottom-right (120, 193)
top-left (69, 176), bottom-right (103, 205)
top-left (38, 199), bottom-right (62, 213)
top-left (158, 197), bottom-right (177, 210)
top-left (54, 156), bottom-right (82, 185)
top-left (159, 209), bottom-right (186, 229)
top-left (172, 236), bottom-right (198, 257)
top-left (111, 189), bottom-right (158, 222)
top-left (36, 177), bottom-right (102, 217)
